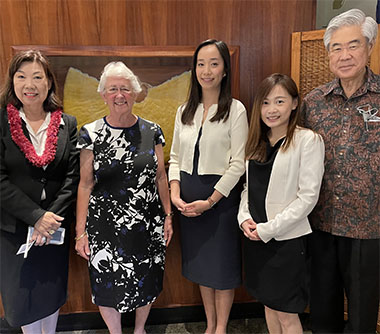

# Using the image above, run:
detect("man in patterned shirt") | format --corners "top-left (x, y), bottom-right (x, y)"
top-left (302, 8), bottom-right (380, 334)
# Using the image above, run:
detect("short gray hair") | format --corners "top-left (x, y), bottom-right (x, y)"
top-left (97, 61), bottom-right (142, 94)
top-left (324, 8), bottom-right (378, 51)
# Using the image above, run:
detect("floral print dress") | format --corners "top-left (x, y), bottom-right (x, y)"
top-left (78, 117), bottom-right (166, 312)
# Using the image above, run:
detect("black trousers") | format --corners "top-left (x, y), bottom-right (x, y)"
top-left (309, 230), bottom-right (379, 334)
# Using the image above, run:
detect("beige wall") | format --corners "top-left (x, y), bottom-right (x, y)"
top-left (316, 0), bottom-right (377, 29)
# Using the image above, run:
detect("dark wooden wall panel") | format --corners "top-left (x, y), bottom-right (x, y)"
top-left (0, 0), bottom-right (316, 317)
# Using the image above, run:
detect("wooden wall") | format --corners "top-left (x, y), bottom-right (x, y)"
top-left (0, 0), bottom-right (316, 318)
top-left (0, 0), bottom-right (316, 110)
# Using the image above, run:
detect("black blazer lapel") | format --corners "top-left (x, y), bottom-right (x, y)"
top-left (47, 120), bottom-right (68, 171)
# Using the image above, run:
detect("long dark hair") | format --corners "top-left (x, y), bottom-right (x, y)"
top-left (0, 50), bottom-right (62, 111)
top-left (181, 39), bottom-right (232, 125)
top-left (245, 73), bottom-right (301, 162)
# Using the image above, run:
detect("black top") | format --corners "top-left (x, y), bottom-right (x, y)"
top-left (248, 138), bottom-right (284, 223)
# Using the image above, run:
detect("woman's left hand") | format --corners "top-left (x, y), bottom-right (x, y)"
top-left (182, 200), bottom-right (209, 217)
top-left (250, 229), bottom-right (261, 241)
top-left (32, 228), bottom-right (50, 246)
top-left (241, 219), bottom-right (261, 241)
top-left (164, 217), bottom-right (173, 247)
top-left (34, 211), bottom-right (63, 238)
top-left (75, 234), bottom-right (90, 261)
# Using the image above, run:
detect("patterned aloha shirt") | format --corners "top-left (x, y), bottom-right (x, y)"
top-left (302, 67), bottom-right (380, 239)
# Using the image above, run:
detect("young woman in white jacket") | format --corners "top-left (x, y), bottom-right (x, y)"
top-left (238, 73), bottom-right (324, 334)
top-left (169, 39), bottom-right (248, 334)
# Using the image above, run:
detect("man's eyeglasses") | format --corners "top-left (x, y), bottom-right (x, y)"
top-left (329, 41), bottom-right (364, 55)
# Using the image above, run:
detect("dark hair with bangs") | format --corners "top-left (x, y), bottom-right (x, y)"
top-left (0, 50), bottom-right (62, 111)
top-left (181, 39), bottom-right (232, 125)
top-left (245, 73), bottom-right (301, 162)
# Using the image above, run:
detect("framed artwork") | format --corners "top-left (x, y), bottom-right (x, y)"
top-left (11, 45), bottom-right (240, 161)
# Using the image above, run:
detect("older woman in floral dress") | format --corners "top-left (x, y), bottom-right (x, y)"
top-left (75, 61), bottom-right (173, 334)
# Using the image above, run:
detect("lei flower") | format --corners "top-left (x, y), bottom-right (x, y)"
top-left (7, 103), bottom-right (62, 168)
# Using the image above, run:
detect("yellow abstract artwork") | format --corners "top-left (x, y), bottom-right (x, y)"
top-left (63, 67), bottom-right (191, 162)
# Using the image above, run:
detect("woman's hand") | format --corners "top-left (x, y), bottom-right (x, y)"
top-left (75, 233), bottom-right (90, 261)
top-left (241, 219), bottom-right (261, 241)
top-left (171, 195), bottom-right (187, 213)
top-left (250, 229), bottom-right (261, 241)
top-left (164, 217), bottom-right (173, 247)
top-left (32, 228), bottom-right (50, 246)
top-left (169, 180), bottom-right (187, 213)
top-left (182, 200), bottom-right (210, 217)
top-left (34, 211), bottom-right (63, 239)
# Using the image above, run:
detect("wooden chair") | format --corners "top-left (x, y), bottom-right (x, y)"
top-left (291, 25), bottom-right (380, 99)
top-left (290, 25), bottom-right (380, 333)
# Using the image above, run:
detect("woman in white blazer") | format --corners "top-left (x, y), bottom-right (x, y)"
top-left (238, 74), bottom-right (324, 334)
top-left (169, 40), bottom-right (248, 334)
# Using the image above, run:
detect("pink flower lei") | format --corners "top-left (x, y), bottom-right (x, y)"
top-left (6, 103), bottom-right (62, 168)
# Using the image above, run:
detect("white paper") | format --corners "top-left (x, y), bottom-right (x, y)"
top-left (16, 239), bottom-right (35, 255)
top-left (16, 227), bottom-right (66, 256)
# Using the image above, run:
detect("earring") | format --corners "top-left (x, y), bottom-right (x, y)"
top-left (223, 73), bottom-right (226, 77)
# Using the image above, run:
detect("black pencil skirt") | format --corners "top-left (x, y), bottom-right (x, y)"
top-left (243, 235), bottom-right (309, 313)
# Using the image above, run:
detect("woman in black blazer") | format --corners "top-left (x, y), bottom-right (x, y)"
top-left (0, 50), bottom-right (79, 332)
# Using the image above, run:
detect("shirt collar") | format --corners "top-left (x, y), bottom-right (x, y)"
top-left (19, 108), bottom-right (50, 135)
top-left (322, 67), bottom-right (380, 98)
top-left (19, 108), bottom-right (65, 130)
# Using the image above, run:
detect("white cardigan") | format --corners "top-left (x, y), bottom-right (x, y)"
top-left (168, 99), bottom-right (248, 197)
top-left (238, 128), bottom-right (325, 243)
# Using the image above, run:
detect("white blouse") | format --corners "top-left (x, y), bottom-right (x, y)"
top-left (19, 108), bottom-right (65, 199)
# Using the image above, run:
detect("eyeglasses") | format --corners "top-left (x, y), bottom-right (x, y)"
top-left (105, 86), bottom-right (132, 94)
top-left (329, 41), bottom-right (364, 55)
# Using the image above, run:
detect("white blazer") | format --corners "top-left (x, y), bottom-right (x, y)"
top-left (168, 99), bottom-right (248, 197)
top-left (238, 128), bottom-right (325, 243)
